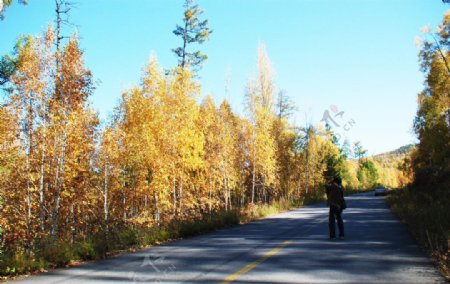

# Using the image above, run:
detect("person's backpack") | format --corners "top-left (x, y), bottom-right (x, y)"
top-left (339, 186), bottom-right (347, 210)
top-left (341, 195), bottom-right (347, 210)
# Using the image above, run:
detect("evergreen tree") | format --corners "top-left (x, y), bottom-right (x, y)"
top-left (353, 141), bottom-right (367, 163)
top-left (357, 160), bottom-right (379, 188)
top-left (172, 0), bottom-right (212, 72)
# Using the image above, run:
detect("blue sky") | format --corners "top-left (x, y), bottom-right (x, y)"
top-left (0, 0), bottom-right (448, 155)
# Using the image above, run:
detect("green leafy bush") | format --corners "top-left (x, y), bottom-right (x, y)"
top-left (36, 239), bottom-right (72, 267)
top-left (74, 240), bottom-right (97, 260)
top-left (117, 228), bottom-right (139, 248)
top-left (0, 251), bottom-right (45, 276)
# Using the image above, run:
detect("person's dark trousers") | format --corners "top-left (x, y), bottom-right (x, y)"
top-left (329, 205), bottom-right (344, 238)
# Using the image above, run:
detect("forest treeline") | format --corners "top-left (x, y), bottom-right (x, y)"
top-left (388, 10), bottom-right (450, 276)
top-left (0, 23), bottom-right (407, 278)
top-left (0, 25), bottom-right (399, 272)
top-left (379, 11), bottom-right (450, 276)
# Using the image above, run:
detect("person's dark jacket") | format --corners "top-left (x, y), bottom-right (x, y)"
top-left (326, 183), bottom-right (344, 209)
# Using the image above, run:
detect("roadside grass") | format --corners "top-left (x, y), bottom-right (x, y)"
top-left (0, 193), bottom-right (323, 278)
top-left (386, 187), bottom-right (450, 280)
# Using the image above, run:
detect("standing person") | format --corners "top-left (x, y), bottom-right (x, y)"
top-left (326, 176), bottom-right (345, 240)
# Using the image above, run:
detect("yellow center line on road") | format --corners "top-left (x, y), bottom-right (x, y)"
top-left (221, 240), bottom-right (293, 284)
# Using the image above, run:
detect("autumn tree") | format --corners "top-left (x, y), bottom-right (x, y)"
top-left (413, 10), bottom-right (450, 193)
top-left (302, 126), bottom-right (329, 194)
top-left (48, 35), bottom-right (98, 240)
top-left (113, 57), bottom-right (205, 224)
top-left (0, 103), bottom-right (22, 250)
top-left (95, 124), bottom-right (121, 231)
top-left (7, 32), bottom-right (53, 244)
top-left (217, 100), bottom-right (242, 210)
top-left (273, 91), bottom-right (296, 199)
top-left (197, 97), bottom-right (242, 212)
top-left (198, 96), bottom-right (222, 213)
top-left (111, 57), bottom-right (171, 226)
top-left (396, 154), bottom-right (414, 187)
top-left (297, 125), bottom-right (318, 195)
top-left (156, 67), bottom-right (204, 218)
top-left (246, 44), bottom-right (277, 203)
top-left (0, 24), bottom-right (98, 254)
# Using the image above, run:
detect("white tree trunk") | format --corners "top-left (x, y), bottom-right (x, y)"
top-left (104, 163), bottom-right (109, 222)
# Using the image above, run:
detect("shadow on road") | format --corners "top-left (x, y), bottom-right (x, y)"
top-left (12, 193), bottom-right (445, 284)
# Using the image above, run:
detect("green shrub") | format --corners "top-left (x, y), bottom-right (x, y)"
top-left (136, 228), bottom-right (170, 246)
top-left (118, 228), bottom-right (139, 248)
top-left (170, 210), bottom-right (241, 238)
top-left (303, 191), bottom-right (326, 205)
top-left (178, 220), bottom-right (205, 237)
top-left (87, 233), bottom-right (109, 257)
top-left (0, 251), bottom-right (45, 276)
top-left (74, 240), bottom-right (97, 260)
top-left (36, 239), bottom-right (72, 267)
top-left (220, 211), bottom-right (240, 226)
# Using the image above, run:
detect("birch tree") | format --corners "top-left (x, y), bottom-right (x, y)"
top-left (245, 44), bottom-right (277, 203)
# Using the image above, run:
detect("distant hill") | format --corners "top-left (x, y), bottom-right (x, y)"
top-left (373, 144), bottom-right (415, 159)
top-left (370, 144), bottom-right (415, 188)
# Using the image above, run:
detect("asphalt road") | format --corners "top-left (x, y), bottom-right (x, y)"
top-left (11, 192), bottom-right (446, 283)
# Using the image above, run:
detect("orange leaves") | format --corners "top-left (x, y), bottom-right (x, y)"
top-left (1, 27), bottom-right (99, 247)
top-left (1, 28), bottom-right (358, 260)
top-left (109, 59), bottom-right (206, 221)
top-left (56, 36), bottom-right (93, 110)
